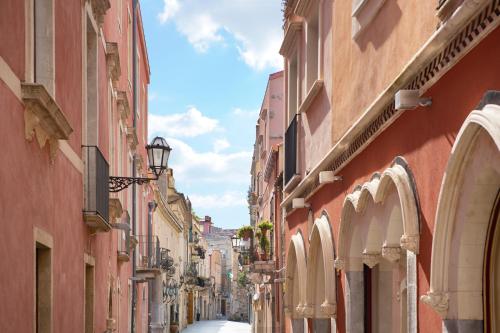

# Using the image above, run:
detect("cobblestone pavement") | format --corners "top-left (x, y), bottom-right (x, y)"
top-left (180, 320), bottom-right (251, 333)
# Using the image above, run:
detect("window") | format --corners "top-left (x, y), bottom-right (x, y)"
top-left (306, 2), bottom-right (320, 91)
top-left (84, 263), bottom-right (95, 333)
top-left (36, 243), bottom-right (52, 333)
top-left (287, 53), bottom-right (298, 123)
top-left (86, 9), bottom-right (99, 146)
top-left (33, 0), bottom-right (55, 94)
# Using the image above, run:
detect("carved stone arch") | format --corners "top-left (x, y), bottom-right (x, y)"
top-left (355, 176), bottom-right (380, 213)
top-left (285, 231), bottom-right (308, 319)
top-left (305, 214), bottom-right (337, 318)
top-left (335, 192), bottom-right (360, 271)
top-left (375, 163), bottom-right (420, 253)
top-left (422, 104), bottom-right (500, 325)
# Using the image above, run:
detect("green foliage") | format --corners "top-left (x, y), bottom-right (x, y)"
top-left (259, 234), bottom-right (270, 254)
top-left (254, 229), bottom-right (262, 239)
top-left (237, 225), bottom-right (253, 239)
top-left (237, 271), bottom-right (249, 288)
top-left (258, 220), bottom-right (273, 232)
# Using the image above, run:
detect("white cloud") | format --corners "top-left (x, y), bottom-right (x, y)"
top-left (232, 107), bottom-right (259, 118)
top-left (189, 191), bottom-right (246, 209)
top-left (158, 0), bottom-right (180, 23)
top-left (149, 107), bottom-right (219, 138)
top-left (213, 138), bottom-right (230, 153)
top-left (166, 138), bottom-right (251, 185)
top-left (158, 0), bottom-right (283, 70)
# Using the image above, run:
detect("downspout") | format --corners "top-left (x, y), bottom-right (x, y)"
top-left (147, 201), bottom-right (155, 332)
top-left (131, 0), bottom-right (138, 332)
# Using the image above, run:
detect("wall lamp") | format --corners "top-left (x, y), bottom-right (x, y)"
top-left (395, 89), bottom-right (432, 110)
top-left (319, 171), bottom-right (342, 185)
top-left (292, 198), bottom-right (310, 209)
top-left (109, 136), bottom-right (172, 192)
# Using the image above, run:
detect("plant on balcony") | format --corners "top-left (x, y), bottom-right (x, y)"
top-left (237, 225), bottom-right (254, 240)
top-left (258, 220), bottom-right (273, 237)
top-left (237, 271), bottom-right (249, 288)
top-left (259, 234), bottom-right (270, 261)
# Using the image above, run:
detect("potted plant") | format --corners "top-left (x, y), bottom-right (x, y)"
top-left (259, 234), bottom-right (270, 261)
top-left (237, 225), bottom-right (254, 240)
top-left (170, 321), bottom-right (179, 333)
top-left (258, 220), bottom-right (273, 237)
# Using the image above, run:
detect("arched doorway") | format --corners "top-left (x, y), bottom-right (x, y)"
top-left (285, 232), bottom-right (307, 333)
top-left (336, 161), bottom-right (419, 333)
top-left (422, 104), bottom-right (500, 332)
top-left (305, 214), bottom-right (336, 332)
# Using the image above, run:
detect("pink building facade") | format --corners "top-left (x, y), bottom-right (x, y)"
top-left (280, 0), bottom-right (500, 333)
top-left (0, 1), bottom-right (155, 332)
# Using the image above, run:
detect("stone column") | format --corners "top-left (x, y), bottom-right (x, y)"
top-left (150, 275), bottom-right (164, 333)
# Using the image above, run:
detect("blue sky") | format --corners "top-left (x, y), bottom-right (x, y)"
top-left (141, 0), bottom-right (283, 229)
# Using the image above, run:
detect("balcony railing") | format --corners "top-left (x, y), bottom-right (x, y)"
top-left (136, 236), bottom-right (162, 277)
top-left (284, 115), bottom-right (298, 186)
top-left (116, 212), bottom-right (131, 262)
top-left (83, 146), bottom-right (110, 231)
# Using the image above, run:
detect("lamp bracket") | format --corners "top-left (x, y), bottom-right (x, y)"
top-left (109, 175), bottom-right (158, 193)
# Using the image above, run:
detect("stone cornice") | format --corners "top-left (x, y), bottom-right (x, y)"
top-left (21, 83), bottom-right (73, 161)
top-left (279, 21), bottom-right (302, 57)
top-left (420, 291), bottom-right (449, 318)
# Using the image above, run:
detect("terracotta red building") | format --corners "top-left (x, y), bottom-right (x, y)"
top-left (279, 0), bottom-right (500, 332)
top-left (0, 1), bottom-right (156, 332)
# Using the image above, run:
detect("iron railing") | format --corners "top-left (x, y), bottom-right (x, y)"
top-left (136, 235), bottom-right (161, 269)
top-left (83, 145), bottom-right (109, 223)
top-left (117, 213), bottom-right (131, 260)
top-left (284, 114), bottom-right (298, 185)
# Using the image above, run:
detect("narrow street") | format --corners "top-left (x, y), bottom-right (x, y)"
top-left (181, 320), bottom-right (251, 333)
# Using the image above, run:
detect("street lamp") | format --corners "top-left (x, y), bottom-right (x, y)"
top-left (231, 236), bottom-right (241, 250)
top-left (109, 136), bottom-right (172, 192)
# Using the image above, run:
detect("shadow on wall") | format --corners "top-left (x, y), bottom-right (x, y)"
top-left (355, 0), bottom-right (402, 51)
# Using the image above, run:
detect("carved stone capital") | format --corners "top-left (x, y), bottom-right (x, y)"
top-left (362, 251), bottom-right (381, 268)
top-left (284, 306), bottom-right (292, 316)
top-left (400, 234), bottom-right (419, 253)
top-left (116, 91), bottom-right (130, 121)
top-left (381, 245), bottom-right (401, 263)
top-left (320, 301), bottom-right (336, 317)
top-left (334, 257), bottom-right (345, 271)
top-left (302, 304), bottom-right (314, 318)
top-left (420, 291), bottom-right (448, 318)
top-left (105, 42), bottom-right (121, 85)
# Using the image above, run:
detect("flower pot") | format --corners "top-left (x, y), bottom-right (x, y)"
top-left (242, 230), bottom-right (253, 240)
top-left (260, 252), bottom-right (268, 261)
top-left (170, 324), bottom-right (179, 333)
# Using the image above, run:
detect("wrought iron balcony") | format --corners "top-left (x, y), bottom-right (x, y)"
top-left (82, 146), bottom-right (110, 231)
top-left (116, 212), bottom-right (131, 262)
top-left (136, 236), bottom-right (162, 279)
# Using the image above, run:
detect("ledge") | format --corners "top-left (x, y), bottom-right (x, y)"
top-left (298, 79), bottom-right (323, 114)
top-left (83, 212), bottom-right (112, 232)
top-left (105, 42), bottom-right (121, 85)
top-left (284, 174), bottom-right (301, 193)
top-left (436, 0), bottom-right (462, 22)
top-left (116, 91), bottom-right (130, 121)
top-left (21, 83), bottom-right (73, 161)
top-left (279, 21), bottom-right (303, 57)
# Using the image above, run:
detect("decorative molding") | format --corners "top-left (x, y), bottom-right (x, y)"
top-left (320, 301), bottom-right (336, 317)
top-left (295, 0), bottom-right (314, 17)
top-left (362, 250), bottom-right (381, 268)
top-left (109, 198), bottom-right (123, 222)
top-left (400, 234), bottom-right (419, 253)
top-left (90, 0), bottom-right (111, 25)
top-left (352, 0), bottom-right (387, 39)
top-left (334, 258), bottom-right (345, 271)
top-left (298, 79), bottom-right (323, 114)
top-left (134, 154), bottom-right (145, 172)
top-left (21, 83), bottom-right (73, 162)
top-left (282, 0), bottom-right (500, 213)
top-left (116, 91), bottom-right (130, 121)
top-left (302, 304), bottom-right (314, 317)
top-left (279, 22), bottom-right (303, 57)
top-left (126, 127), bottom-right (138, 150)
top-left (105, 42), bottom-right (121, 86)
top-left (381, 245), bottom-right (401, 263)
top-left (420, 291), bottom-right (449, 318)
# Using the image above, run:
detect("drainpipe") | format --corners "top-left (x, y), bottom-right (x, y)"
top-left (131, 0), bottom-right (138, 332)
top-left (147, 201), bottom-right (157, 332)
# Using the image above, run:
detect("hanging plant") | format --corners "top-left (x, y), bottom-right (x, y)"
top-left (258, 220), bottom-right (273, 236)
